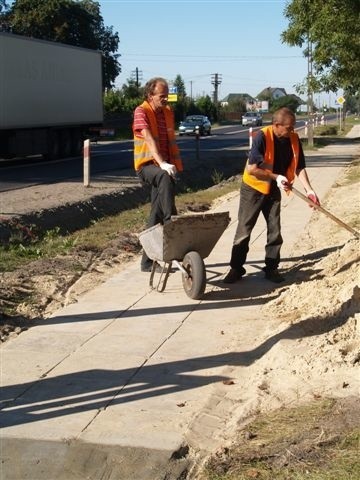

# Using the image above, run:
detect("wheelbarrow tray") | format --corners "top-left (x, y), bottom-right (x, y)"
top-left (138, 212), bottom-right (230, 263)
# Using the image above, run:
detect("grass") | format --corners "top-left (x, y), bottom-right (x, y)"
top-left (203, 398), bottom-right (360, 480)
top-left (301, 114), bottom-right (359, 150)
top-left (335, 159), bottom-right (360, 232)
top-left (0, 224), bottom-right (79, 271)
top-left (0, 179), bottom-right (240, 273)
top-left (343, 159), bottom-right (360, 185)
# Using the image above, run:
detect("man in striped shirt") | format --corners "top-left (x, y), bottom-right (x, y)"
top-left (133, 77), bottom-right (183, 272)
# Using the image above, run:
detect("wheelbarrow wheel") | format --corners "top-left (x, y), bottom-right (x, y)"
top-left (181, 251), bottom-right (206, 300)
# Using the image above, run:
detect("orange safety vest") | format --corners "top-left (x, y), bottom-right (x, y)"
top-left (133, 101), bottom-right (183, 172)
top-left (242, 125), bottom-right (300, 194)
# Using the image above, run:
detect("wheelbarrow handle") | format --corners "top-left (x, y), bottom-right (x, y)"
top-left (291, 186), bottom-right (359, 239)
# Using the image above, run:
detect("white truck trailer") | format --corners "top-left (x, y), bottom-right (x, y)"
top-left (0, 32), bottom-right (104, 159)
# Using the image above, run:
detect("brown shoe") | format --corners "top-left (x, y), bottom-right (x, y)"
top-left (223, 268), bottom-right (243, 284)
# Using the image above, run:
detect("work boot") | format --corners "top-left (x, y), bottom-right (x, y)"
top-left (264, 269), bottom-right (285, 283)
top-left (223, 268), bottom-right (243, 284)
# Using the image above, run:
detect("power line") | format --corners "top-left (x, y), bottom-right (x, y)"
top-left (124, 53), bottom-right (302, 60)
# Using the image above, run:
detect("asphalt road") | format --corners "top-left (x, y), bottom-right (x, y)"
top-left (0, 125), bottom-right (250, 192)
top-left (0, 120), bottom-right (312, 193)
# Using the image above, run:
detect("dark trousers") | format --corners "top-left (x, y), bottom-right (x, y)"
top-left (137, 164), bottom-right (177, 268)
top-left (229, 182), bottom-right (283, 274)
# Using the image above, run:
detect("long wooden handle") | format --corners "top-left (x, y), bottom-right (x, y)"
top-left (291, 186), bottom-right (359, 239)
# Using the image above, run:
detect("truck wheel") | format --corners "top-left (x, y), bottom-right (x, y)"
top-left (181, 251), bottom-right (206, 300)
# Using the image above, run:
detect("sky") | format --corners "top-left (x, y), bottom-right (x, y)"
top-left (97, 0), bottom-right (335, 107)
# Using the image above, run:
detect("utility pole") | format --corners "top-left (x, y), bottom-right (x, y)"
top-left (211, 73), bottom-right (222, 120)
top-left (131, 67), bottom-right (143, 93)
top-left (211, 73), bottom-right (222, 104)
top-left (307, 37), bottom-right (314, 147)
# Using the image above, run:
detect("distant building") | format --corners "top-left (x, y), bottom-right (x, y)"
top-left (257, 87), bottom-right (287, 100)
top-left (220, 93), bottom-right (255, 107)
top-left (256, 88), bottom-right (304, 112)
top-left (221, 88), bottom-right (303, 117)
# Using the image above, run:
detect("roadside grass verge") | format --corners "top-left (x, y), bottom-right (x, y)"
top-left (336, 158), bottom-right (360, 232)
top-left (203, 398), bottom-right (360, 480)
top-left (302, 128), bottom-right (350, 150)
top-left (0, 178), bottom-right (240, 273)
top-left (302, 115), bottom-right (359, 150)
top-left (343, 158), bottom-right (360, 185)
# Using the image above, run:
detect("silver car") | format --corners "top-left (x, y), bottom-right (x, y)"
top-left (242, 112), bottom-right (263, 127)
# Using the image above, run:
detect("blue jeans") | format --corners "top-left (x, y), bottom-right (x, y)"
top-left (229, 182), bottom-right (283, 274)
top-left (137, 164), bottom-right (177, 268)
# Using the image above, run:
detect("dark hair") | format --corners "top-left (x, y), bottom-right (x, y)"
top-left (272, 107), bottom-right (296, 125)
top-left (144, 77), bottom-right (168, 99)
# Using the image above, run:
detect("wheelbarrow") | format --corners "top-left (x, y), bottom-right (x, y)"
top-left (138, 211), bottom-right (231, 300)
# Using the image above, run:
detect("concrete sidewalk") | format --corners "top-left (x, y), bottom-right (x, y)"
top-left (1, 127), bottom-right (359, 480)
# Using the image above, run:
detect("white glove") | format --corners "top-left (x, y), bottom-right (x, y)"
top-left (276, 175), bottom-right (289, 191)
top-left (306, 190), bottom-right (320, 207)
top-left (159, 162), bottom-right (177, 178)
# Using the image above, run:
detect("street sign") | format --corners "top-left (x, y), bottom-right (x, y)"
top-left (168, 86), bottom-right (178, 102)
top-left (336, 96), bottom-right (345, 105)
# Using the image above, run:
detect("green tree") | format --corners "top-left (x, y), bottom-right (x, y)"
top-left (103, 89), bottom-right (123, 114)
top-left (195, 95), bottom-right (217, 121)
top-left (0, 0), bottom-right (9, 29)
top-left (2, 0), bottom-right (120, 89)
top-left (103, 79), bottom-right (143, 115)
top-left (219, 97), bottom-right (247, 122)
top-left (172, 75), bottom-right (187, 123)
top-left (173, 74), bottom-right (186, 99)
top-left (121, 78), bottom-right (144, 114)
top-left (281, 0), bottom-right (360, 94)
top-left (121, 78), bottom-right (143, 100)
top-left (271, 95), bottom-right (302, 113)
top-left (228, 97), bottom-right (246, 115)
top-left (343, 92), bottom-right (360, 114)
top-left (257, 92), bottom-right (271, 102)
top-left (0, 0), bottom-right (8, 14)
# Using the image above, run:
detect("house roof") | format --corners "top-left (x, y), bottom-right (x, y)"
top-left (257, 87), bottom-right (287, 98)
top-left (221, 88), bottom-right (303, 105)
top-left (221, 93), bottom-right (255, 103)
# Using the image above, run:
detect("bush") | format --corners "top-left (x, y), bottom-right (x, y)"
top-left (316, 125), bottom-right (338, 136)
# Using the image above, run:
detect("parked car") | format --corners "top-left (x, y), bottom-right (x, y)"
top-left (241, 112), bottom-right (263, 127)
top-left (179, 115), bottom-right (212, 136)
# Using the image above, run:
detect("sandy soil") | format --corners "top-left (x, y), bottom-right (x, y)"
top-left (193, 161), bottom-right (360, 477)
